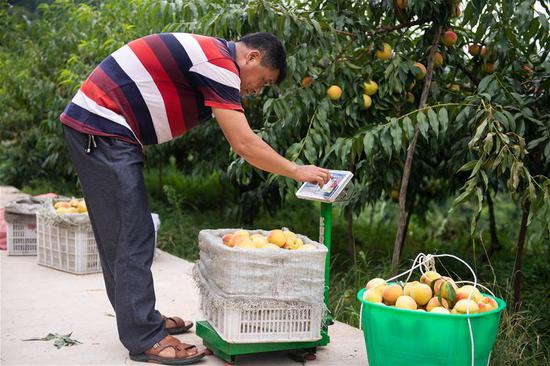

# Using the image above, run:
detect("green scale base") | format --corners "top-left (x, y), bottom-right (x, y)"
top-left (196, 320), bottom-right (330, 364)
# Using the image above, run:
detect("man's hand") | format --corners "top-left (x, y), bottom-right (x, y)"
top-left (290, 165), bottom-right (331, 187)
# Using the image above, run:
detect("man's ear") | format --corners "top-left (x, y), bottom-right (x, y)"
top-left (246, 50), bottom-right (261, 64)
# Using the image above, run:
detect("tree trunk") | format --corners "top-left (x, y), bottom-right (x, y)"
top-left (512, 200), bottom-right (531, 313)
top-left (479, 189), bottom-right (501, 262)
top-left (391, 23), bottom-right (443, 272)
top-left (398, 210), bottom-right (412, 255)
top-left (398, 191), bottom-right (416, 256)
top-left (346, 206), bottom-right (356, 262)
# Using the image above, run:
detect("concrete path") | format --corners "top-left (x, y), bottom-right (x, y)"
top-left (0, 187), bottom-right (367, 366)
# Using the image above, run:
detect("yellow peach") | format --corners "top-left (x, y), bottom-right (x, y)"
top-left (267, 229), bottom-right (287, 247)
top-left (395, 295), bottom-right (418, 310)
top-left (426, 297), bottom-right (449, 312)
top-left (455, 286), bottom-right (483, 302)
top-left (297, 243), bottom-right (316, 250)
top-left (233, 229), bottom-right (250, 238)
top-left (453, 299), bottom-right (479, 314)
top-left (420, 271), bottom-right (441, 286)
top-left (383, 284), bottom-right (403, 306)
top-left (222, 234), bottom-right (233, 246)
top-left (250, 234), bottom-right (268, 248)
top-left (366, 278), bottom-right (387, 296)
top-left (403, 281), bottom-right (419, 296)
top-left (263, 243), bottom-right (282, 250)
top-left (477, 296), bottom-right (499, 313)
top-left (430, 307), bottom-right (450, 314)
top-left (363, 289), bottom-right (383, 303)
top-left (410, 283), bottom-right (433, 306)
top-left (235, 239), bottom-right (256, 249)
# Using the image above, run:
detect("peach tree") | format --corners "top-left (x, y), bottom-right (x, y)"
top-left (1, 0), bottom-right (548, 311)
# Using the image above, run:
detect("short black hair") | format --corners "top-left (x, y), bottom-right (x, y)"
top-left (239, 32), bottom-right (287, 85)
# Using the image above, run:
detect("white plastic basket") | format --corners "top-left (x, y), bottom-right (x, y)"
top-left (7, 214), bottom-right (37, 256)
top-left (200, 289), bottom-right (323, 343)
top-left (36, 213), bottom-right (101, 274)
top-left (35, 212), bottom-right (160, 274)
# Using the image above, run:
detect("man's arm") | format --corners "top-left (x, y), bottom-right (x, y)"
top-left (213, 108), bottom-right (330, 186)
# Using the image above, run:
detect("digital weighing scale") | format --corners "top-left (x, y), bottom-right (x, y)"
top-left (196, 170), bottom-right (354, 365)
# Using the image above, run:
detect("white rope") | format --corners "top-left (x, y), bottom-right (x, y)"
top-left (360, 253), bottom-right (484, 366)
top-left (455, 280), bottom-right (496, 298)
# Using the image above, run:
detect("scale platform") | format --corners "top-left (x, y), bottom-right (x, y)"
top-left (196, 320), bottom-right (330, 364)
top-left (196, 170), bottom-right (352, 364)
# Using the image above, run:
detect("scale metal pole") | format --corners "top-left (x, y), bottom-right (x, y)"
top-left (320, 202), bottom-right (334, 327)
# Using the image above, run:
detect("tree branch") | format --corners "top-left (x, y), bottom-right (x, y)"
top-left (391, 21), bottom-right (443, 272)
top-left (366, 18), bottom-right (432, 36)
top-left (455, 62), bottom-right (480, 86)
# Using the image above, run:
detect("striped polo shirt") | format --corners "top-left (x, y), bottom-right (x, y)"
top-left (60, 33), bottom-right (243, 146)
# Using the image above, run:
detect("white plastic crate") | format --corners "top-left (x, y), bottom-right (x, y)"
top-left (36, 213), bottom-right (101, 274)
top-left (7, 214), bottom-right (37, 256)
top-left (36, 212), bottom-right (160, 274)
top-left (200, 290), bottom-right (323, 343)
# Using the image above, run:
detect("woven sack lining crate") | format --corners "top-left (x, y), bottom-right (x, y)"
top-left (36, 213), bottom-right (101, 274)
top-left (7, 214), bottom-right (37, 256)
top-left (197, 229), bottom-right (327, 302)
top-left (200, 286), bottom-right (323, 343)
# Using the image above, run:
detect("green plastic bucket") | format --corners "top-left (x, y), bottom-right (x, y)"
top-left (357, 288), bottom-right (505, 366)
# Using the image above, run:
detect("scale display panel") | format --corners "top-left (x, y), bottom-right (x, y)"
top-left (295, 170), bottom-right (353, 203)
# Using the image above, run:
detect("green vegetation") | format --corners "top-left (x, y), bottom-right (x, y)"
top-left (2, 0), bottom-right (550, 364)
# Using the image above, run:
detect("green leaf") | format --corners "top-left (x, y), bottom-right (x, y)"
top-left (363, 132), bottom-right (375, 156)
top-left (417, 111), bottom-right (429, 140)
top-left (380, 127), bottom-right (393, 157)
top-left (478, 75), bottom-right (494, 93)
top-left (304, 141), bottom-right (317, 163)
top-left (458, 160), bottom-right (478, 173)
top-left (494, 111), bottom-right (509, 130)
top-left (453, 184), bottom-right (475, 207)
top-left (310, 19), bottom-right (322, 34)
top-left (483, 133), bottom-right (494, 154)
top-left (438, 108), bottom-right (449, 134)
top-left (428, 108), bottom-right (439, 138)
top-left (468, 120), bottom-right (488, 150)
top-left (446, 283), bottom-right (457, 306)
top-left (403, 116), bottom-right (414, 139)
top-left (528, 179), bottom-right (537, 203)
top-left (475, 187), bottom-right (484, 216)
top-left (23, 333), bottom-right (57, 342)
top-left (471, 159), bottom-right (484, 178)
top-left (23, 333), bottom-right (81, 349)
top-left (527, 136), bottom-right (547, 150)
top-left (507, 161), bottom-right (523, 191)
top-left (390, 120), bottom-right (402, 152)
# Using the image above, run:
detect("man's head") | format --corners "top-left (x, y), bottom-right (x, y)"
top-left (235, 32), bottom-right (287, 96)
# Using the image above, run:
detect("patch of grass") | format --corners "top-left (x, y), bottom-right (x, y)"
top-left (492, 310), bottom-right (550, 365)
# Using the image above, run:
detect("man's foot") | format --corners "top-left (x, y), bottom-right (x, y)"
top-left (162, 315), bottom-right (194, 335)
top-left (129, 335), bottom-right (205, 365)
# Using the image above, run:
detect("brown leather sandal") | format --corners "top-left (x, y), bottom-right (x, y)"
top-left (162, 315), bottom-right (194, 335)
top-left (130, 335), bottom-right (205, 365)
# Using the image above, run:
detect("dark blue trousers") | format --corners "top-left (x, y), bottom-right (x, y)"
top-left (63, 125), bottom-right (167, 354)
